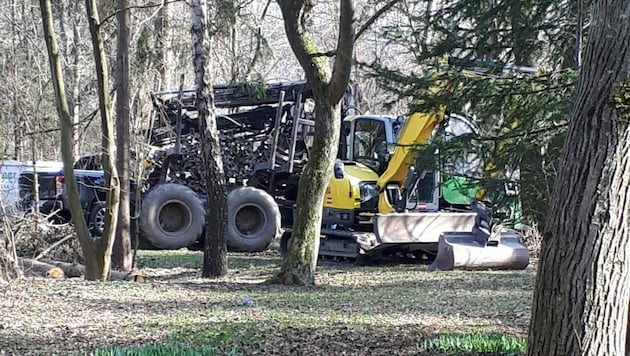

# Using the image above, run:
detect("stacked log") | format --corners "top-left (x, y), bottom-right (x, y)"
top-left (145, 126), bottom-right (288, 198)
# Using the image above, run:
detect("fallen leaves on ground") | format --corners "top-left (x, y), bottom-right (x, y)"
top-left (0, 249), bottom-right (535, 355)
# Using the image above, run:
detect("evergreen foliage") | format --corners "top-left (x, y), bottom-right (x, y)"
top-left (362, 0), bottom-right (582, 229)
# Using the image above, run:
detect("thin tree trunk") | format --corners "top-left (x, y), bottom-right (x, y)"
top-left (11, 0), bottom-right (21, 161)
top-left (59, 0), bottom-right (80, 158)
top-left (154, 4), bottom-right (166, 89)
top-left (70, 2), bottom-right (82, 157)
top-left (191, 0), bottom-right (228, 278)
top-left (39, 0), bottom-right (97, 276)
top-left (112, 0), bottom-right (133, 271)
top-left (85, 0), bottom-right (120, 281)
top-left (527, 0), bottom-right (630, 354)
top-left (161, 3), bottom-right (177, 90)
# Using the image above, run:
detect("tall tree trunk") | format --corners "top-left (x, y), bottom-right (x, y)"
top-left (11, 0), bottom-right (21, 161)
top-left (191, 0), bottom-right (228, 278)
top-left (154, 4), bottom-right (166, 90)
top-left (274, 0), bottom-right (355, 286)
top-left (277, 87), bottom-right (341, 285)
top-left (58, 0), bottom-right (81, 158)
top-left (85, 0), bottom-right (120, 281)
top-left (527, 0), bottom-right (630, 354)
top-left (112, 0), bottom-right (133, 271)
top-left (69, 1), bottom-right (82, 157)
top-left (39, 0), bottom-right (98, 276)
top-left (157, 2), bottom-right (178, 90)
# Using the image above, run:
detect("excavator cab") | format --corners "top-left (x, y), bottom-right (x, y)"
top-left (339, 115), bottom-right (397, 175)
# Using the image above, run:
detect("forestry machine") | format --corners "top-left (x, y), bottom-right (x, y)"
top-left (280, 109), bottom-right (529, 270)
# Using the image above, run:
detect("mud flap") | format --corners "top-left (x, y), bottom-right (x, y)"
top-left (428, 231), bottom-right (529, 271)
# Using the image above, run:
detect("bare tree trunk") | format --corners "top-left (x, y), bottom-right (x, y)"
top-left (39, 0), bottom-right (97, 276)
top-left (112, 0), bottom-right (132, 271)
top-left (273, 0), bottom-right (355, 286)
top-left (58, 0), bottom-right (81, 158)
top-left (191, 0), bottom-right (228, 278)
top-left (154, 4), bottom-right (167, 90)
top-left (69, 1), bottom-right (82, 157)
top-left (10, 0), bottom-right (21, 161)
top-left (85, 0), bottom-right (120, 281)
top-left (527, 0), bottom-right (630, 354)
top-left (158, 2), bottom-right (178, 90)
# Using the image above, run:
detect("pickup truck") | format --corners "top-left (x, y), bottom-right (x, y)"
top-left (18, 167), bottom-right (109, 236)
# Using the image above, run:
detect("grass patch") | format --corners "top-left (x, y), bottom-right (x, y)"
top-left (422, 333), bottom-right (526, 355)
top-left (93, 343), bottom-right (238, 356)
top-left (135, 249), bottom-right (281, 277)
top-left (170, 321), bottom-right (257, 348)
top-left (136, 249), bottom-right (201, 269)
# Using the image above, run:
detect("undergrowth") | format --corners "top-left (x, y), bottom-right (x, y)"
top-left (422, 333), bottom-right (526, 355)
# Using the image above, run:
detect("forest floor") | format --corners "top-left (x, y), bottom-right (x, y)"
top-left (0, 246), bottom-right (535, 355)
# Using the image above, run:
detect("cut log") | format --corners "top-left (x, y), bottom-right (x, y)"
top-left (19, 258), bottom-right (145, 281)
top-left (19, 258), bottom-right (67, 279)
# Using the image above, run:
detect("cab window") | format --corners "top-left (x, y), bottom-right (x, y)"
top-left (353, 119), bottom-right (387, 172)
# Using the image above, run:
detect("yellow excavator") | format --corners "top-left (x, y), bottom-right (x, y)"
top-left (281, 108), bottom-right (529, 270)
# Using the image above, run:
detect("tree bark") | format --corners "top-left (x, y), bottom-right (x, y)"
top-left (273, 0), bottom-right (355, 286)
top-left (155, 2), bottom-right (177, 90)
top-left (112, 0), bottom-right (133, 272)
top-left (58, 0), bottom-right (81, 158)
top-left (192, 0), bottom-right (228, 278)
top-left (527, 0), bottom-right (630, 354)
top-left (85, 0), bottom-right (120, 281)
top-left (39, 0), bottom-right (97, 277)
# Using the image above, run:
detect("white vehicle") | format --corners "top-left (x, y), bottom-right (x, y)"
top-left (0, 160), bottom-right (63, 215)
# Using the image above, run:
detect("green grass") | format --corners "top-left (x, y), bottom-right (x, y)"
top-left (135, 249), bottom-right (203, 269)
top-left (94, 333), bottom-right (525, 356)
top-left (94, 343), bottom-right (237, 356)
top-left (422, 333), bottom-right (526, 355)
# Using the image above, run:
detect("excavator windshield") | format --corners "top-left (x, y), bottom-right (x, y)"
top-left (352, 119), bottom-right (388, 173)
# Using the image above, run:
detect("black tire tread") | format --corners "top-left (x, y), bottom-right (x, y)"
top-left (140, 183), bottom-right (205, 249)
top-left (227, 187), bottom-right (280, 252)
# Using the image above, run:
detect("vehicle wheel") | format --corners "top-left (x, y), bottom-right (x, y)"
top-left (227, 187), bottom-right (280, 252)
top-left (139, 183), bottom-right (205, 249)
top-left (279, 230), bottom-right (292, 257)
top-left (89, 201), bottom-right (107, 237)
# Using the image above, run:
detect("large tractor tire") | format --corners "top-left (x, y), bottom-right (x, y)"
top-left (140, 183), bottom-right (205, 249)
top-left (227, 187), bottom-right (281, 252)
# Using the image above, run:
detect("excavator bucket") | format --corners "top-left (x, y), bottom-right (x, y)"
top-left (428, 231), bottom-right (529, 271)
top-left (373, 212), bottom-right (477, 244)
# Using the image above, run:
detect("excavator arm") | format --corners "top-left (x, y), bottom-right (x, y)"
top-left (377, 109), bottom-right (445, 213)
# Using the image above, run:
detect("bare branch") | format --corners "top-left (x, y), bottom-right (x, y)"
top-left (329, 0), bottom-right (355, 104)
top-left (244, 0), bottom-right (273, 79)
top-left (355, 0), bottom-right (402, 42)
top-left (277, 1), bottom-right (330, 85)
top-left (101, 0), bottom-right (185, 25)
top-left (309, 0), bottom-right (401, 76)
